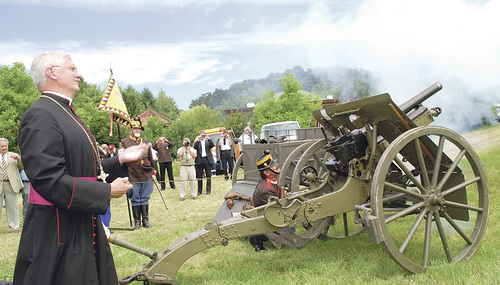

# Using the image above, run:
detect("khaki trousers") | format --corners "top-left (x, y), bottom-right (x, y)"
top-left (1, 181), bottom-right (20, 231)
top-left (180, 165), bottom-right (197, 199)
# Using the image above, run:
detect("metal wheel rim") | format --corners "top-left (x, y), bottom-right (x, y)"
top-left (231, 152), bottom-right (245, 185)
top-left (290, 139), bottom-right (334, 193)
top-left (278, 141), bottom-right (314, 192)
top-left (371, 126), bottom-right (489, 273)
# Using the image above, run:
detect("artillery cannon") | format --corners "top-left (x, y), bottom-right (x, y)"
top-left (118, 82), bottom-right (489, 284)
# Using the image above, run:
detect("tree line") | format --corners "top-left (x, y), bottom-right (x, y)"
top-left (0, 62), bottom-right (377, 157)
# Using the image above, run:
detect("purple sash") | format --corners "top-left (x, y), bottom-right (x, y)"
top-left (29, 177), bottom-right (97, 206)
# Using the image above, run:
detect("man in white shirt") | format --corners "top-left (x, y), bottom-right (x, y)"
top-left (193, 131), bottom-right (215, 195)
top-left (239, 126), bottom-right (259, 145)
top-left (216, 130), bottom-right (235, 181)
top-left (0, 138), bottom-right (23, 233)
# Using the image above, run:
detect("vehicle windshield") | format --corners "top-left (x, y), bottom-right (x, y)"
top-left (264, 122), bottom-right (299, 131)
top-left (261, 122), bottom-right (299, 140)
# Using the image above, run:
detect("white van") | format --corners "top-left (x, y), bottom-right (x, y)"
top-left (260, 121), bottom-right (300, 141)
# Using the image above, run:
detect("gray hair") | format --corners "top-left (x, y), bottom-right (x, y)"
top-left (0, 138), bottom-right (8, 145)
top-left (183, 138), bottom-right (190, 143)
top-left (30, 51), bottom-right (72, 91)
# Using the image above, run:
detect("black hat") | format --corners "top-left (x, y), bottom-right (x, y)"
top-left (256, 150), bottom-right (277, 171)
top-left (130, 116), bottom-right (144, 130)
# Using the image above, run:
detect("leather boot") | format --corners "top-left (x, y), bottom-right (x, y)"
top-left (141, 204), bottom-right (152, 228)
top-left (132, 206), bottom-right (141, 230)
top-left (248, 235), bottom-right (266, 251)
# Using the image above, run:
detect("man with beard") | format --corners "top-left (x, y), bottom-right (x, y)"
top-left (121, 117), bottom-right (155, 229)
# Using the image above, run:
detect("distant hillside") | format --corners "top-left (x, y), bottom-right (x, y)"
top-left (189, 65), bottom-right (378, 110)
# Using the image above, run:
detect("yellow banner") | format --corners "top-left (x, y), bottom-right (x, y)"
top-left (98, 71), bottom-right (131, 128)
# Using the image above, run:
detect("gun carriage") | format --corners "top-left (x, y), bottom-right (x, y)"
top-left (119, 82), bottom-right (489, 284)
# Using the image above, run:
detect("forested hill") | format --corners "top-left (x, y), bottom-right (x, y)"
top-left (189, 65), bottom-right (378, 110)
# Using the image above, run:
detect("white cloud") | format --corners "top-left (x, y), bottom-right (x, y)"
top-left (1, 0), bottom-right (313, 10)
top-left (1, 0), bottom-right (499, 119)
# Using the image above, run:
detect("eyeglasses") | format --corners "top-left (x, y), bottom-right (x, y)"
top-left (51, 65), bottom-right (78, 73)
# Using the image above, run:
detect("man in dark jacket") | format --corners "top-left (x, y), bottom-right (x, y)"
top-left (216, 130), bottom-right (235, 181)
top-left (193, 130), bottom-right (215, 195)
top-left (153, 136), bottom-right (175, 190)
top-left (121, 117), bottom-right (155, 229)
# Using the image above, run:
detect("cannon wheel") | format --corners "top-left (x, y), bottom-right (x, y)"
top-left (290, 139), bottom-right (364, 238)
top-left (290, 139), bottom-right (334, 192)
top-left (371, 126), bottom-right (489, 273)
top-left (278, 141), bottom-right (314, 192)
top-left (231, 152), bottom-right (245, 185)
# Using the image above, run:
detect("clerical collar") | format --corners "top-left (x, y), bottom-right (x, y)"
top-left (43, 91), bottom-right (73, 105)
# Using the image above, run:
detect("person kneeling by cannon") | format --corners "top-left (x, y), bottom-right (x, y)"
top-left (248, 150), bottom-right (287, 251)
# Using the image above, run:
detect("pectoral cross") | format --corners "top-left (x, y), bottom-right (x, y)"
top-left (98, 170), bottom-right (109, 183)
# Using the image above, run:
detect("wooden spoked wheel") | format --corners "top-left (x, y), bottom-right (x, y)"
top-left (371, 126), bottom-right (489, 273)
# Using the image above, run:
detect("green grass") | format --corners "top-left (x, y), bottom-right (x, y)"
top-left (1, 124), bottom-right (500, 284)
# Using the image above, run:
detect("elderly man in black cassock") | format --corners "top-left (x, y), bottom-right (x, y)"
top-left (13, 51), bottom-right (150, 285)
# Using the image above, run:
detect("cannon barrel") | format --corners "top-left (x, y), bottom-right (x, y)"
top-left (108, 234), bottom-right (158, 259)
top-left (399, 82), bottom-right (442, 113)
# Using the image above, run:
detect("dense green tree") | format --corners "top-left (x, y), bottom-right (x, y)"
top-left (139, 87), bottom-right (155, 112)
top-left (251, 73), bottom-right (321, 132)
top-left (142, 116), bottom-right (165, 144)
top-left (73, 80), bottom-right (118, 145)
top-left (157, 91), bottom-right (180, 121)
top-left (121, 85), bottom-right (141, 118)
top-left (0, 62), bottom-right (39, 151)
top-left (250, 90), bottom-right (279, 131)
top-left (165, 105), bottom-right (223, 148)
top-left (223, 110), bottom-right (249, 137)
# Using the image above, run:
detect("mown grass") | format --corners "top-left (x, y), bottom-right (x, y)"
top-left (1, 124), bottom-right (499, 284)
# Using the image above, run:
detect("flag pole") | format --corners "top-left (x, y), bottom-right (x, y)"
top-left (100, 66), bottom-right (134, 230)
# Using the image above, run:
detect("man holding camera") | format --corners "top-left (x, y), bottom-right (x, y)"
top-left (193, 130), bottom-right (215, 195)
top-left (153, 136), bottom-right (175, 190)
top-left (216, 130), bottom-right (235, 181)
top-left (177, 138), bottom-right (197, 200)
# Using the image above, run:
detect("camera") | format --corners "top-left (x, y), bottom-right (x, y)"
top-left (184, 141), bottom-right (190, 147)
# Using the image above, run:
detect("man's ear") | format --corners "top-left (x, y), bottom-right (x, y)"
top-left (46, 66), bottom-right (57, 80)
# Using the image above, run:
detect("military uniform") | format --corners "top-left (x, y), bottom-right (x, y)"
top-left (153, 139), bottom-right (175, 190)
top-left (121, 117), bottom-right (155, 229)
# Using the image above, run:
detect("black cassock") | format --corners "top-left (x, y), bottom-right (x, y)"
top-left (14, 93), bottom-right (127, 285)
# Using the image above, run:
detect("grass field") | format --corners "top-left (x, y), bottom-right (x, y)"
top-left (1, 124), bottom-right (499, 284)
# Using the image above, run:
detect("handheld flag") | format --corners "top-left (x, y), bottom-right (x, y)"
top-left (98, 69), bottom-right (130, 135)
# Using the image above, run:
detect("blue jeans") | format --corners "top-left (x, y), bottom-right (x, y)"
top-left (128, 178), bottom-right (153, 206)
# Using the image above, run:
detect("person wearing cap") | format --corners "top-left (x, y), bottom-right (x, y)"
top-left (248, 150), bottom-right (285, 251)
top-left (121, 117), bottom-right (155, 229)
top-left (108, 144), bottom-right (117, 157)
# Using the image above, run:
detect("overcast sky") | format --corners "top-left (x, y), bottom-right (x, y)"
top-left (1, 0), bottom-right (499, 130)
